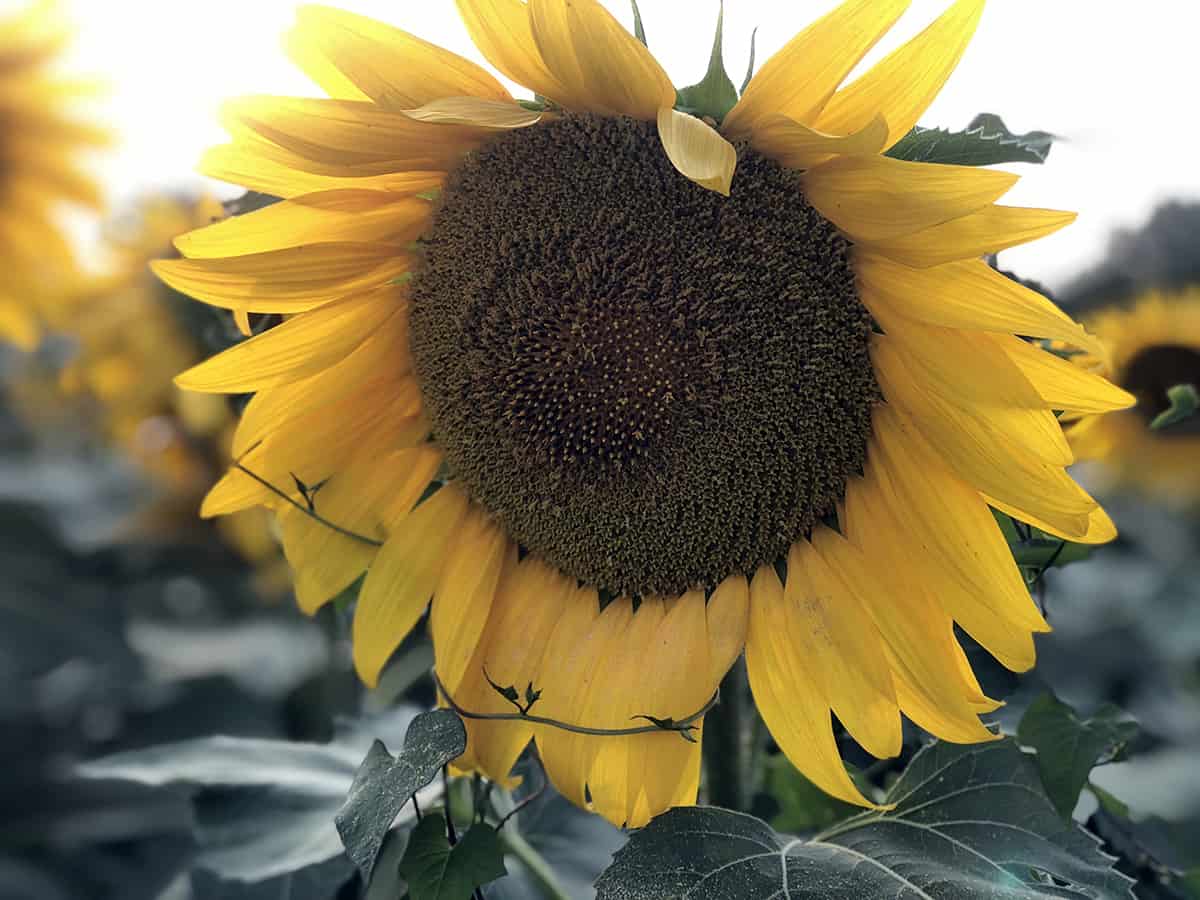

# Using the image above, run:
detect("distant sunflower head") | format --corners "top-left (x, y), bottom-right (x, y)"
top-left (160, 0), bottom-right (1135, 826)
top-left (26, 193), bottom-right (282, 571)
top-left (1066, 289), bottom-right (1200, 502)
top-left (0, 1), bottom-right (108, 348)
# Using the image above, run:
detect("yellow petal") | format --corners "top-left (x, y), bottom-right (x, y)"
top-left (706, 573), bottom-right (749, 677)
top-left (152, 244), bottom-right (412, 314)
top-left (987, 496), bottom-right (1119, 547)
top-left (828, 493), bottom-right (1001, 743)
top-left (865, 310), bottom-right (1045, 411)
top-left (532, 585), bottom-right (607, 808)
top-left (803, 154), bottom-right (1017, 242)
top-left (816, 0), bottom-right (986, 149)
top-left (584, 597), bottom-right (664, 827)
top-left (176, 288), bottom-right (401, 394)
top-left (353, 485), bottom-right (470, 687)
top-left (285, 446), bottom-right (443, 614)
top-left (199, 143), bottom-right (445, 200)
top-left (222, 97), bottom-right (490, 174)
top-left (289, 5), bottom-right (510, 109)
top-left (454, 0), bottom-right (570, 103)
top-left (229, 322), bottom-right (412, 458)
top-left (745, 566), bottom-right (875, 807)
top-left (724, 0), bottom-right (910, 138)
top-left (430, 510), bottom-right (509, 694)
top-left (870, 404), bottom-right (1050, 669)
top-left (527, 0), bottom-right (674, 118)
top-left (854, 254), bottom-right (1107, 357)
top-left (874, 339), bottom-right (1094, 531)
top-left (750, 113), bottom-right (888, 171)
top-left (453, 555), bottom-right (569, 784)
top-left (175, 192), bottom-right (432, 259)
top-left (866, 205), bottom-right (1076, 269)
top-left (996, 335), bottom-right (1136, 414)
top-left (787, 541), bottom-right (902, 760)
top-left (631, 591), bottom-right (713, 825)
top-left (656, 108), bottom-right (737, 196)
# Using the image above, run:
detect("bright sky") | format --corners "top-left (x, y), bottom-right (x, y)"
top-left (51, 0), bottom-right (1200, 289)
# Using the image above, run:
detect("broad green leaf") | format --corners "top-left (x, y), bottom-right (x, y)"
top-left (1150, 383), bottom-right (1199, 430)
top-left (398, 816), bottom-right (507, 900)
top-left (766, 755), bottom-right (859, 832)
top-left (887, 113), bottom-right (1054, 166)
top-left (595, 738), bottom-right (1135, 899)
top-left (675, 2), bottom-right (738, 123)
top-left (335, 709), bottom-right (467, 883)
top-left (1018, 692), bottom-right (1138, 819)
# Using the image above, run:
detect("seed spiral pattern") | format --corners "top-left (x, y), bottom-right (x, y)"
top-left (409, 114), bottom-right (877, 596)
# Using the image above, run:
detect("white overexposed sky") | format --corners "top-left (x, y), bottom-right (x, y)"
top-left (42, 0), bottom-right (1200, 288)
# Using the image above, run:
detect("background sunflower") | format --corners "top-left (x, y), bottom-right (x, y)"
top-left (10, 193), bottom-right (286, 587)
top-left (0, 0), bottom-right (108, 349)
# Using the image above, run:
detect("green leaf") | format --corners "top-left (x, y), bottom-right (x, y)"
top-left (766, 755), bottom-right (859, 832)
top-left (675, 2), bottom-right (738, 122)
top-left (76, 705), bottom-right (425, 885)
top-left (1089, 782), bottom-right (1131, 819)
top-left (1011, 537), bottom-right (1092, 571)
top-left (595, 738), bottom-right (1135, 899)
top-left (1018, 692), bottom-right (1139, 819)
top-left (886, 113), bottom-right (1055, 166)
top-left (630, 0), bottom-right (647, 47)
top-left (398, 816), bottom-right (507, 900)
top-left (1150, 383), bottom-right (1199, 430)
top-left (335, 710), bottom-right (467, 884)
top-left (739, 26), bottom-right (757, 95)
top-left (996, 511), bottom-right (1091, 573)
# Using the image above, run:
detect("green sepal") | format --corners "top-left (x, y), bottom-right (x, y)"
top-left (1150, 382), bottom-right (1198, 430)
top-left (675, 1), bottom-right (738, 123)
top-left (630, 0), bottom-right (647, 47)
top-left (739, 26), bottom-right (757, 94)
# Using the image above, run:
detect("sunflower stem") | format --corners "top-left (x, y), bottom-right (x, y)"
top-left (702, 657), bottom-right (755, 812)
top-left (498, 827), bottom-right (572, 900)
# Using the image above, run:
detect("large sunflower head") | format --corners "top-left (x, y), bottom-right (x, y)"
top-left (1066, 288), bottom-right (1200, 502)
top-left (0, 0), bottom-right (108, 348)
top-left (159, 0), bottom-right (1136, 826)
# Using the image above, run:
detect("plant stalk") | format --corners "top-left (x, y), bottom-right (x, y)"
top-left (702, 657), bottom-right (756, 812)
top-left (499, 828), bottom-right (572, 900)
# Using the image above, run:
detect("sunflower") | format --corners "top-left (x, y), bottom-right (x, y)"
top-left (1066, 289), bottom-right (1200, 502)
top-left (158, 0), bottom-right (1136, 825)
top-left (18, 193), bottom-right (284, 579)
top-left (0, 0), bottom-right (107, 348)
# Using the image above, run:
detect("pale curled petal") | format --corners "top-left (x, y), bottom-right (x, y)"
top-left (399, 96), bottom-right (542, 128)
top-left (657, 108), bottom-right (737, 196)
